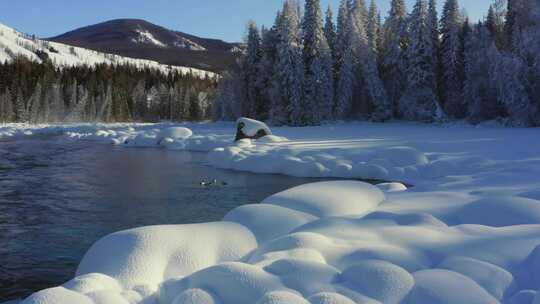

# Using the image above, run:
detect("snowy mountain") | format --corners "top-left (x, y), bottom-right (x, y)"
top-left (0, 22), bottom-right (217, 79)
top-left (49, 19), bottom-right (242, 72)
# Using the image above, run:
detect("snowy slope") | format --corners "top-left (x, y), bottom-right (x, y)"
top-left (0, 23), bottom-right (216, 78)
top-left (2, 122), bottom-right (540, 304)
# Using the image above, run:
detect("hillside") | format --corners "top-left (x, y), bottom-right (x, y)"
top-left (49, 19), bottom-right (242, 73)
top-left (0, 22), bottom-right (217, 79)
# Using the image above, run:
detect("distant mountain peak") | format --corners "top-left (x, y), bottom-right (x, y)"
top-left (49, 19), bottom-right (242, 72)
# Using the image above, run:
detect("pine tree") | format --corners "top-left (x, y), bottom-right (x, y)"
top-left (28, 82), bottom-right (42, 124)
top-left (465, 23), bottom-right (503, 123)
top-left (381, 0), bottom-right (408, 114)
top-left (350, 8), bottom-right (392, 121)
top-left (256, 22), bottom-right (279, 121)
top-left (324, 6), bottom-right (337, 60)
top-left (15, 88), bottom-right (27, 122)
top-left (485, 3), bottom-right (506, 48)
top-left (440, 0), bottom-right (466, 118)
top-left (335, 45), bottom-right (356, 119)
top-left (400, 0), bottom-right (441, 121)
top-left (132, 80), bottom-right (146, 121)
top-left (367, 0), bottom-right (380, 53)
top-left (66, 85), bottom-right (88, 122)
top-left (336, 0), bottom-right (350, 71)
top-left (242, 21), bottom-right (262, 118)
top-left (98, 84), bottom-right (113, 122)
top-left (2, 88), bottom-right (14, 122)
top-left (272, 0), bottom-right (303, 126)
top-left (428, 0), bottom-right (441, 101)
top-left (302, 0), bottom-right (335, 124)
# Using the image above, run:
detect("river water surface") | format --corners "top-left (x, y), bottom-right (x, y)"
top-left (0, 135), bottom-right (326, 302)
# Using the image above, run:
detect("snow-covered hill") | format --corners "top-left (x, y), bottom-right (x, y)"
top-left (0, 23), bottom-right (217, 79)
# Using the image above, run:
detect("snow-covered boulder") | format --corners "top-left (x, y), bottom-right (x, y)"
top-left (235, 118), bottom-right (272, 141)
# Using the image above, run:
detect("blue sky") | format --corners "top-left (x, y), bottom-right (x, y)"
top-left (1, 0), bottom-right (493, 42)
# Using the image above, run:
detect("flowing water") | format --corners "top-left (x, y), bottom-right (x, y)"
top-left (0, 135), bottom-right (328, 302)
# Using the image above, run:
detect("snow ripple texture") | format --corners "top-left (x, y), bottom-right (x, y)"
top-left (3, 121), bottom-right (540, 304)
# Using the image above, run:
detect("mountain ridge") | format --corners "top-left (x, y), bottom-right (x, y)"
top-left (48, 19), bottom-right (242, 73)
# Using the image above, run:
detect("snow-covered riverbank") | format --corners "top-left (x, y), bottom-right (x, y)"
top-left (3, 121), bottom-right (540, 304)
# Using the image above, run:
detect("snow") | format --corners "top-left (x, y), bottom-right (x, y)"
top-left (237, 117), bottom-right (272, 137)
top-left (5, 121), bottom-right (540, 304)
top-left (132, 29), bottom-right (167, 47)
top-left (0, 23), bottom-right (216, 79)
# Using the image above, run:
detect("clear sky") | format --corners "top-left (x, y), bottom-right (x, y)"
top-left (0, 0), bottom-right (493, 43)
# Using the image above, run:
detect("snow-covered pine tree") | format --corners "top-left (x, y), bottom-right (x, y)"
top-left (28, 82), bottom-right (42, 124)
top-left (335, 44), bottom-right (356, 119)
top-left (486, 0), bottom-right (506, 48)
top-left (350, 6), bottom-right (392, 121)
top-left (272, 0), bottom-right (304, 126)
top-left (399, 0), bottom-right (441, 121)
top-left (324, 6), bottom-right (337, 61)
top-left (367, 0), bottom-right (380, 54)
top-left (302, 0), bottom-right (335, 124)
top-left (66, 85), bottom-right (88, 122)
top-left (15, 88), bottom-right (27, 122)
top-left (1, 88), bottom-right (14, 122)
top-left (132, 80), bottom-right (146, 121)
top-left (428, 0), bottom-right (441, 101)
top-left (98, 85), bottom-right (113, 122)
top-left (350, 0), bottom-right (369, 29)
top-left (336, 0), bottom-right (350, 68)
top-left (256, 21), bottom-right (279, 121)
top-left (214, 72), bottom-right (236, 121)
top-left (506, 0), bottom-right (540, 126)
top-left (381, 0), bottom-right (408, 114)
top-left (465, 23), bottom-right (504, 123)
top-left (49, 82), bottom-right (64, 122)
top-left (490, 51), bottom-right (532, 126)
top-left (440, 0), bottom-right (466, 118)
top-left (241, 21), bottom-right (262, 119)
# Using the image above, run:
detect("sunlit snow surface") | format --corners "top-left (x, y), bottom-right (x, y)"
top-left (3, 121), bottom-right (540, 304)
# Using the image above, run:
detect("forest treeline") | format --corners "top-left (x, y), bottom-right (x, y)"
top-left (215, 0), bottom-right (540, 127)
top-left (0, 57), bottom-right (218, 123)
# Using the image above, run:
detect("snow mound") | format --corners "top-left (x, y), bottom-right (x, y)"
top-left (224, 204), bottom-right (317, 243)
top-left (438, 256), bottom-right (516, 300)
top-left (341, 260), bottom-right (414, 304)
top-left (21, 287), bottom-right (93, 304)
top-left (404, 269), bottom-right (499, 304)
top-left (160, 127), bottom-right (193, 140)
top-left (456, 197), bottom-right (540, 227)
top-left (262, 181), bottom-right (385, 218)
top-left (257, 291), bottom-right (309, 304)
top-left (76, 222), bottom-right (257, 289)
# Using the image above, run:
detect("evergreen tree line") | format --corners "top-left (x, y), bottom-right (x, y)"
top-left (0, 57), bottom-right (218, 123)
top-left (215, 0), bottom-right (540, 127)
